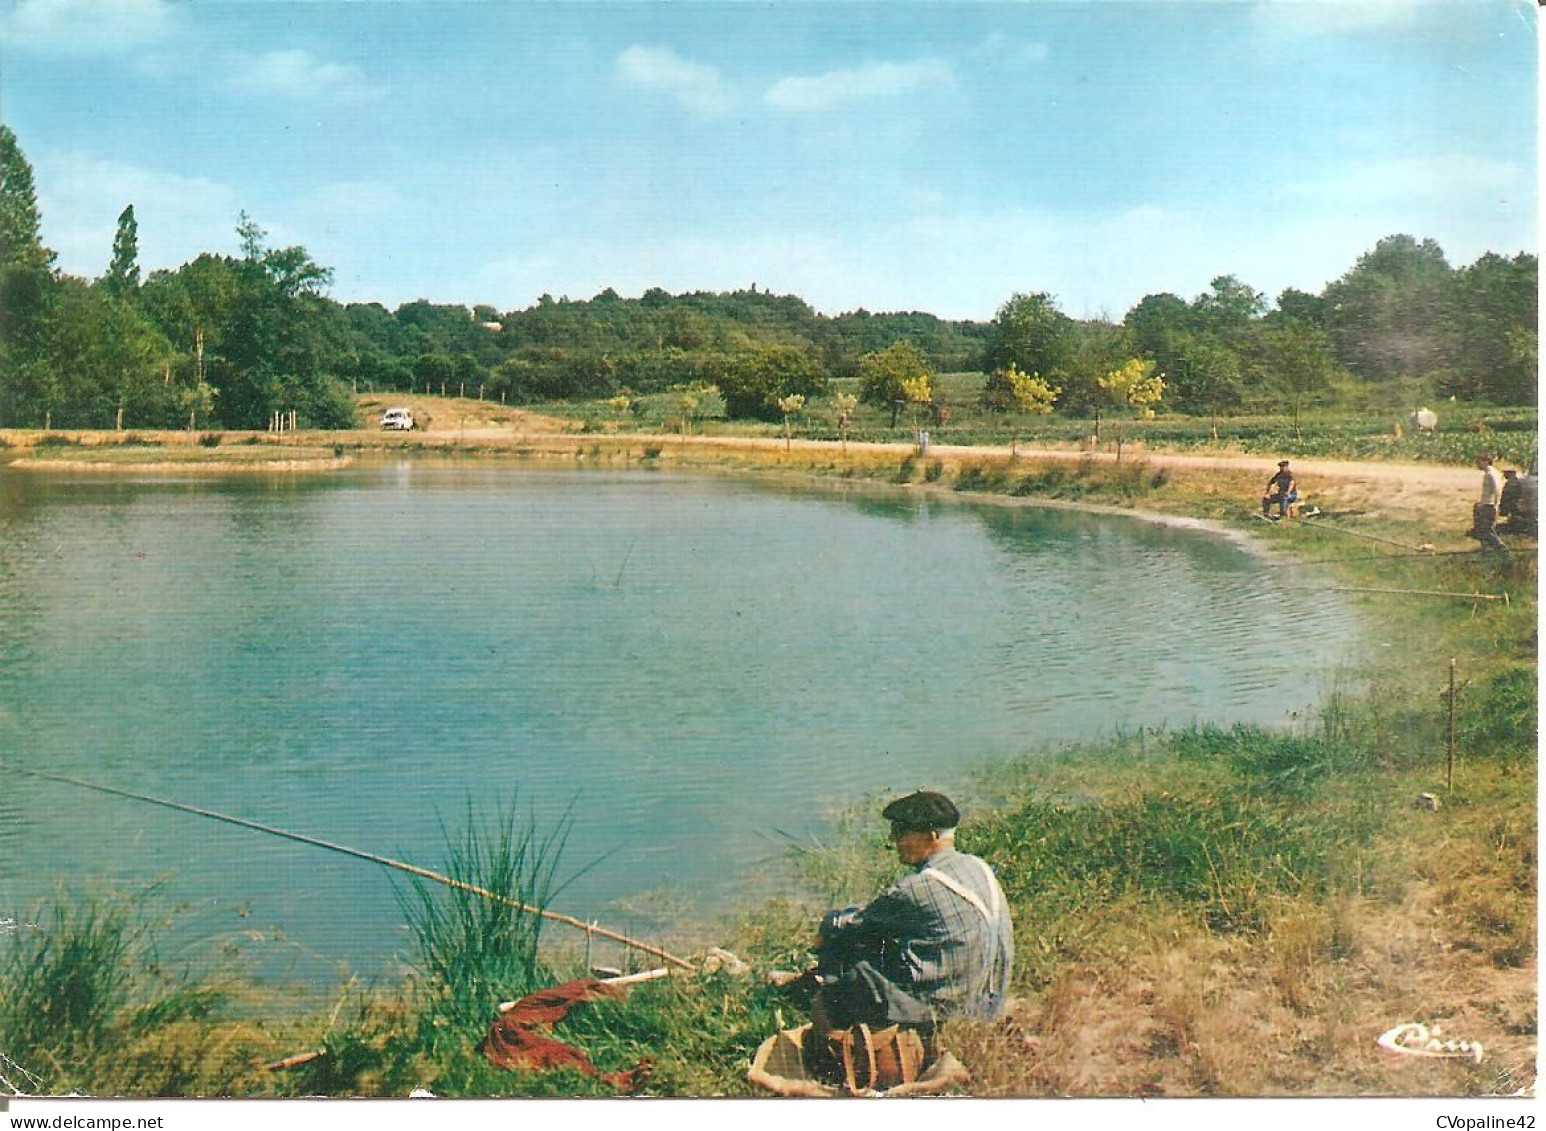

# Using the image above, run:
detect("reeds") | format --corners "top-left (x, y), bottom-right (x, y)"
top-left (397, 797), bottom-right (572, 1047)
top-left (0, 889), bottom-right (235, 1095)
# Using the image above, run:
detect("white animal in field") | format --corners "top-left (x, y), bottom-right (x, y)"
top-left (1408, 407), bottom-right (1438, 434)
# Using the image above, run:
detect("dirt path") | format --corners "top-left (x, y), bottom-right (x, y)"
top-left (368, 394), bottom-right (1485, 520)
top-left (4, 397), bottom-right (1492, 528)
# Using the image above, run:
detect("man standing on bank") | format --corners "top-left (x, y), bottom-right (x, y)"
top-left (1469, 452), bottom-right (1511, 563)
top-left (803, 790), bottom-right (1014, 1034)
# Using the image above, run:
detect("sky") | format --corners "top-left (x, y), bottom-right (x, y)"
top-left (0, 0), bottom-right (1537, 322)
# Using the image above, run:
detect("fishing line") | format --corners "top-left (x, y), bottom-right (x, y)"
top-left (0, 761), bottom-right (696, 971)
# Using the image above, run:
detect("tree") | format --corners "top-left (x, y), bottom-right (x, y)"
top-left (672, 382), bottom-right (716, 435)
top-left (1059, 319), bottom-right (1137, 414)
top-left (983, 292), bottom-right (1076, 386)
top-left (1191, 274), bottom-right (1265, 341)
top-left (1150, 334), bottom-right (1241, 416)
top-left (1273, 287), bottom-right (1326, 328)
top-left (1241, 323), bottom-right (1341, 433)
top-left (1323, 234), bottom-right (1453, 382)
top-left (714, 344), bottom-right (825, 421)
top-left (1124, 293), bottom-right (1193, 354)
top-left (979, 363), bottom-right (1060, 414)
top-left (900, 374), bottom-right (933, 431)
top-left (858, 341), bottom-right (931, 425)
top-left (217, 213), bottom-right (351, 429)
top-left (140, 254), bottom-right (240, 403)
top-left (1438, 252), bottom-right (1538, 404)
top-left (16, 279), bottom-right (173, 428)
top-left (102, 204), bottom-right (140, 297)
top-left (1124, 292), bottom-right (1242, 416)
top-left (776, 393), bottom-right (804, 450)
top-left (0, 126), bottom-right (57, 420)
top-left (831, 390), bottom-right (858, 450)
top-left (415, 353), bottom-right (455, 393)
top-left (1095, 358), bottom-right (1164, 451)
top-left (0, 125), bottom-right (51, 271)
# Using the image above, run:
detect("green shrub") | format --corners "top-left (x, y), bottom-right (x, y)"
top-left (1459, 666), bottom-right (1539, 762)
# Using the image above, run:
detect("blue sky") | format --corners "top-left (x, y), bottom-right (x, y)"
top-left (1, 0), bottom-right (1537, 321)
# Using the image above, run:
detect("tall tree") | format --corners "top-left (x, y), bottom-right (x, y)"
top-left (983, 292), bottom-right (1076, 386)
top-left (102, 204), bottom-right (141, 296)
top-left (0, 126), bottom-right (57, 424)
top-left (1436, 252), bottom-right (1538, 404)
top-left (1323, 234), bottom-right (1453, 382)
top-left (1191, 274), bottom-right (1266, 340)
top-left (0, 125), bottom-right (51, 271)
top-left (219, 213), bottom-right (351, 429)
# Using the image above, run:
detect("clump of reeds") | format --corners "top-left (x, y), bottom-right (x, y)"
top-left (0, 889), bottom-right (234, 1096)
top-left (397, 798), bottom-right (572, 1053)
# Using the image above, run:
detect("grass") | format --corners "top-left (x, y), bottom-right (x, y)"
top-left (0, 411), bottom-right (1536, 1099)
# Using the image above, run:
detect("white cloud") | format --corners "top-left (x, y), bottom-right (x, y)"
top-left (34, 153), bottom-right (242, 278)
top-left (1248, 0), bottom-right (1423, 38)
top-left (0, 0), bottom-right (181, 56)
top-left (973, 33), bottom-right (1051, 65)
top-left (766, 59), bottom-right (954, 113)
top-left (616, 46), bottom-right (733, 118)
top-left (226, 49), bottom-right (380, 105)
top-left (1287, 154), bottom-right (1530, 209)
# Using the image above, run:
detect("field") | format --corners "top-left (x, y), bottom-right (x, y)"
top-left (0, 398), bottom-right (1536, 1100)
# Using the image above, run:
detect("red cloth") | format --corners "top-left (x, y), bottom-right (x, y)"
top-left (482, 978), bottom-right (650, 1093)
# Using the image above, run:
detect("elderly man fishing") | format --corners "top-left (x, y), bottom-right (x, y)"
top-left (778, 790), bottom-right (1014, 1037)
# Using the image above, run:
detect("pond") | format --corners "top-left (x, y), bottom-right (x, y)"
top-left (0, 462), bottom-right (1356, 991)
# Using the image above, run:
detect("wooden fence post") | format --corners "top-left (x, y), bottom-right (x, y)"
top-left (1447, 658), bottom-right (1457, 790)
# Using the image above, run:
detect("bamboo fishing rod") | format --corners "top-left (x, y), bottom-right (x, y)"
top-left (1297, 518), bottom-right (1430, 553)
top-left (1276, 585), bottom-right (1509, 603)
top-left (0, 761), bottom-right (696, 972)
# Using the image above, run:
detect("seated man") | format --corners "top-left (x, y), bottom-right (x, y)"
top-left (1262, 460), bottom-right (1298, 519)
top-left (1499, 469), bottom-right (1538, 537)
top-left (799, 790), bottom-right (1014, 1034)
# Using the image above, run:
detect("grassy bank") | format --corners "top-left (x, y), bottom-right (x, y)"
top-left (0, 433), bottom-right (1535, 1099)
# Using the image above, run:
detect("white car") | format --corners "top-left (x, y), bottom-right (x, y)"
top-left (380, 407), bottom-right (415, 431)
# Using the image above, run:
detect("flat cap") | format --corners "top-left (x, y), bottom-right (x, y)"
top-left (882, 790), bottom-right (960, 831)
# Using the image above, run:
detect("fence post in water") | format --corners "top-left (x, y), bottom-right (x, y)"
top-left (1446, 658), bottom-right (1457, 790)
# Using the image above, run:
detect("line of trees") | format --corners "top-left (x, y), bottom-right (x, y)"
top-left (0, 124), bottom-right (1535, 432)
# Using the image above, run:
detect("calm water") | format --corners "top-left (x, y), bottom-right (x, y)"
top-left (0, 462), bottom-right (1356, 989)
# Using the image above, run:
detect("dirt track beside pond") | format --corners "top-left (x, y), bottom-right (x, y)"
top-left (2, 397), bottom-right (1496, 531)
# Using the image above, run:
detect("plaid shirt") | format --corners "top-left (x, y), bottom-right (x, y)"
top-left (821, 847), bottom-right (1013, 1021)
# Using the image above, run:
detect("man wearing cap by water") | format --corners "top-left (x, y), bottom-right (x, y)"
top-left (801, 790), bottom-right (1014, 1033)
top-left (1262, 460), bottom-right (1298, 519)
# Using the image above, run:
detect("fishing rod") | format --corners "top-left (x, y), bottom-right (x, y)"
top-left (0, 761), bottom-right (696, 972)
top-left (1275, 548), bottom-right (1484, 566)
top-left (1297, 518), bottom-right (1432, 553)
top-left (1275, 585), bottom-right (1509, 603)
